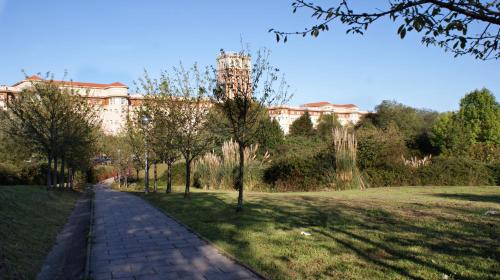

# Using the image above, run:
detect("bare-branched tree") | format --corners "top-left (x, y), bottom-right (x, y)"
top-left (213, 48), bottom-right (290, 211)
top-left (135, 70), bottom-right (181, 194)
top-left (164, 64), bottom-right (213, 198)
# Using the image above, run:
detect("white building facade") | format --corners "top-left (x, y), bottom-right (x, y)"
top-left (268, 102), bottom-right (367, 134)
top-left (1, 76), bottom-right (144, 135)
top-left (2, 76), bottom-right (367, 136)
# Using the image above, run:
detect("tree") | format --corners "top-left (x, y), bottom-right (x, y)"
top-left (167, 64), bottom-right (212, 198)
top-left (358, 100), bottom-right (439, 154)
top-left (1, 74), bottom-right (99, 189)
top-left (456, 88), bottom-right (500, 144)
top-left (289, 110), bottom-right (314, 136)
top-left (316, 113), bottom-right (341, 139)
top-left (254, 115), bottom-right (285, 154)
top-left (125, 115), bottom-right (146, 184)
top-left (135, 72), bottom-right (181, 194)
top-left (357, 123), bottom-right (408, 169)
top-left (271, 0), bottom-right (500, 60)
top-left (431, 88), bottom-right (500, 155)
top-left (213, 48), bottom-right (289, 211)
top-left (103, 134), bottom-right (133, 189)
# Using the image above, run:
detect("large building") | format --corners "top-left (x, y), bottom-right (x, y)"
top-left (268, 102), bottom-right (367, 134)
top-left (2, 71), bottom-right (367, 135)
top-left (0, 75), bottom-right (145, 134)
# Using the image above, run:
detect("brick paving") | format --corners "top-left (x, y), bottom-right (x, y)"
top-left (89, 183), bottom-right (261, 280)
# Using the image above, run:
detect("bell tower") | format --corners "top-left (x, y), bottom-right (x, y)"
top-left (216, 52), bottom-right (251, 99)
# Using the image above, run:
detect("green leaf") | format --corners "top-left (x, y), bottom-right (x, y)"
top-left (400, 28), bottom-right (406, 39)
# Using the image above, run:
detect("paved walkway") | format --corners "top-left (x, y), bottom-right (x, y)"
top-left (90, 183), bottom-right (261, 280)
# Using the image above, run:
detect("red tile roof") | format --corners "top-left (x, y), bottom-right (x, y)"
top-left (302, 101), bottom-right (330, 107)
top-left (332, 104), bottom-right (357, 108)
top-left (27, 75), bottom-right (42, 81)
top-left (20, 75), bottom-right (128, 89)
top-left (301, 101), bottom-right (357, 108)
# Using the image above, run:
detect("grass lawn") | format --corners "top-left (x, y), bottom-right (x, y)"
top-left (126, 185), bottom-right (500, 280)
top-left (0, 185), bottom-right (79, 279)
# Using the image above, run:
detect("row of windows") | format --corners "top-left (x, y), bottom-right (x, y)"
top-left (109, 97), bottom-right (128, 105)
top-left (101, 108), bottom-right (127, 114)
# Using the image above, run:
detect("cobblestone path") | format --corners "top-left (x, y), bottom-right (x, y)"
top-left (90, 183), bottom-right (260, 280)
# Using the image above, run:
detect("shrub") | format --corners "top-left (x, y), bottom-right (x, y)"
top-left (0, 163), bottom-right (21, 185)
top-left (0, 162), bottom-right (46, 185)
top-left (88, 165), bottom-right (116, 184)
top-left (19, 163), bottom-right (46, 185)
top-left (274, 135), bottom-right (328, 162)
top-left (417, 157), bottom-right (495, 186)
top-left (263, 151), bottom-right (336, 191)
top-left (468, 142), bottom-right (500, 164)
top-left (363, 156), bottom-right (495, 187)
top-left (488, 163), bottom-right (500, 185)
top-left (357, 124), bottom-right (407, 169)
top-left (362, 164), bottom-right (416, 187)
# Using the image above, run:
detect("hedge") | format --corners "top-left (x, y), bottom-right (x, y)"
top-left (263, 151), bottom-right (336, 191)
top-left (363, 156), bottom-right (496, 187)
top-left (0, 163), bottom-right (46, 185)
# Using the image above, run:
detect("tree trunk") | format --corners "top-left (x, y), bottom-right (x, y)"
top-left (118, 167), bottom-right (122, 189)
top-left (46, 153), bottom-right (52, 189)
top-left (53, 157), bottom-right (58, 189)
top-left (136, 168), bottom-right (139, 181)
top-left (124, 172), bottom-right (128, 188)
top-left (153, 162), bottom-right (158, 193)
top-left (184, 154), bottom-right (191, 199)
top-left (236, 143), bottom-right (245, 212)
top-left (144, 162), bottom-right (149, 194)
top-left (68, 168), bottom-right (73, 190)
top-left (166, 161), bottom-right (172, 194)
top-left (60, 156), bottom-right (65, 189)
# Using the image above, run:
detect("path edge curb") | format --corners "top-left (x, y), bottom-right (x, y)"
top-left (134, 191), bottom-right (268, 280)
top-left (83, 184), bottom-right (95, 279)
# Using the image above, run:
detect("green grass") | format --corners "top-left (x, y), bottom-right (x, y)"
top-left (126, 185), bottom-right (500, 280)
top-left (0, 186), bottom-right (79, 279)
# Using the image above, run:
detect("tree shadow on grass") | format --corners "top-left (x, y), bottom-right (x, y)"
top-left (430, 193), bottom-right (500, 204)
top-left (142, 191), bottom-right (500, 280)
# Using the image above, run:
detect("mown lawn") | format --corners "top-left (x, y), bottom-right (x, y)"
top-left (130, 185), bottom-right (500, 280)
top-left (0, 186), bottom-right (79, 279)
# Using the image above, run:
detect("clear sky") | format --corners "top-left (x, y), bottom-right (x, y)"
top-left (0, 0), bottom-right (498, 112)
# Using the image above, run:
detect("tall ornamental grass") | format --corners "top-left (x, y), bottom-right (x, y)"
top-left (193, 139), bottom-right (269, 190)
top-left (333, 128), bottom-right (365, 190)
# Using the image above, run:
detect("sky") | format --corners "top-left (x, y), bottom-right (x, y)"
top-left (0, 0), bottom-right (498, 112)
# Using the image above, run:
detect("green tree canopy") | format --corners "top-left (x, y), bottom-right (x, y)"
top-left (289, 110), bottom-right (314, 137)
top-left (357, 100), bottom-right (438, 154)
top-left (431, 88), bottom-right (499, 156)
top-left (456, 88), bottom-right (500, 144)
top-left (254, 116), bottom-right (284, 154)
top-left (316, 113), bottom-right (341, 139)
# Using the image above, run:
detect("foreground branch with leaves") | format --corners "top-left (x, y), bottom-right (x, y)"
top-left (271, 0), bottom-right (500, 59)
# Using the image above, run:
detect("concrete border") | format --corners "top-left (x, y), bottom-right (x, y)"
top-left (83, 184), bottom-right (95, 279)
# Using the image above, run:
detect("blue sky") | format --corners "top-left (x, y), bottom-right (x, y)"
top-left (0, 0), bottom-right (498, 112)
